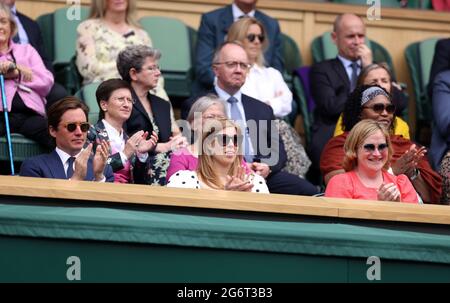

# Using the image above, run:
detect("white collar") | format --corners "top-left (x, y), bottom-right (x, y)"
top-left (55, 147), bottom-right (82, 164)
top-left (214, 84), bottom-right (242, 103)
top-left (337, 55), bottom-right (361, 69)
top-left (232, 3), bottom-right (255, 21)
top-left (102, 119), bottom-right (123, 139)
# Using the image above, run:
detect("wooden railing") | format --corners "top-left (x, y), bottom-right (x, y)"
top-left (1, 175), bottom-right (449, 225)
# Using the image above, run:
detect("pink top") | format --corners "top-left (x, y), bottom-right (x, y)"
top-left (325, 170), bottom-right (419, 203)
top-left (167, 147), bottom-right (252, 181)
top-left (0, 41), bottom-right (54, 116)
top-left (111, 145), bottom-right (131, 184)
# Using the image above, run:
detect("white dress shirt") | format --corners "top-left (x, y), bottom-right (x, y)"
top-left (232, 3), bottom-right (256, 21)
top-left (241, 64), bottom-right (293, 118)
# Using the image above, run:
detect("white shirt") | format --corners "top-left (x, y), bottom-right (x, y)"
top-left (102, 119), bottom-right (148, 164)
top-left (241, 64), bottom-right (293, 118)
top-left (11, 6), bottom-right (29, 44)
top-left (55, 147), bottom-right (106, 182)
top-left (232, 3), bottom-right (256, 21)
top-left (214, 84), bottom-right (255, 157)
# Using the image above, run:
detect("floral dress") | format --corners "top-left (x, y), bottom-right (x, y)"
top-left (146, 115), bottom-right (171, 186)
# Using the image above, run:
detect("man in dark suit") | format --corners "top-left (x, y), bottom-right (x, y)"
top-left (309, 13), bottom-right (373, 181)
top-left (20, 97), bottom-right (114, 182)
top-left (3, 0), bottom-right (68, 107)
top-left (429, 38), bottom-right (450, 99)
top-left (193, 0), bottom-right (283, 94)
top-left (185, 42), bottom-right (317, 195)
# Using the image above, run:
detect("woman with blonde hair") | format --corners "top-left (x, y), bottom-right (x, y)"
top-left (76, 0), bottom-right (168, 100)
top-left (325, 119), bottom-right (418, 203)
top-left (167, 118), bottom-right (269, 193)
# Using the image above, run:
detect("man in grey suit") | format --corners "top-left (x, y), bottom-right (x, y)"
top-left (193, 0), bottom-right (283, 94)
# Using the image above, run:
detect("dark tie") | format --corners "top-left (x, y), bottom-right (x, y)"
top-left (227, 96), bottom-right (252, 162)
top-left (238, 14), bottom-right (249, 19)
top-left (350, 61), bottom-right (359, 92)
top-left (66, 157), bottom-right (75, 179)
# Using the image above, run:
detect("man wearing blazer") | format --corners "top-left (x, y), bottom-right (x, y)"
top-left (193, 0), bottom-right (283, 94)
top-left (429, 38), bottom-right (450, 99)
top-left (309, 13), bottom-right (373, 180)
top-left (2, 0), bottom-right (68, 107)
top-left (185, 42), bottom-right (317, 195)
top-left (20, 97), bottom-right (114, 182)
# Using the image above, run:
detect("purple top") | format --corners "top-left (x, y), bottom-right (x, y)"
top-left (166, 147), bottom-right (252, 181)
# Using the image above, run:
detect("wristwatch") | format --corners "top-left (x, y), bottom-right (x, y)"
top-left (410, 168), bottom-right (420, 181)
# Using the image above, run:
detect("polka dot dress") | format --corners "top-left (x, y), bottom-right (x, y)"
top-left (167, 170), bottom-right (269, 193)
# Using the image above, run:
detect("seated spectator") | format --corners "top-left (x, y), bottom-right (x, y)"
top-left (117, 45), bottom-right (188, 185)
top-left (20, 96), bottom-right (114, 182)
top-left (86, 79), bottom-right (157, 183)
top-left (167, 118), bottom-right (269, 193)
top-left (0, 0), bottom-right (68, 108)
top-left (321, 85), bottom-right (442, 204)
top-left (430, 70), bottom-right (450, 204)
top-left (76, 0), bottom-right (168, 100)
top-left (334, 62), bottom-right (410, 138)
top-left (167, 94), bottom-right (251, 180)
top-left (193, 0), bottom-right (283, 94)
top-left (0, 3), bottom-right (53, 149)
top-left (226, 17), bottom-right (311, 178)
top-left (429, 38), bottom-right (450, 99)
top-left (325, 119), bottom-right (419, 203)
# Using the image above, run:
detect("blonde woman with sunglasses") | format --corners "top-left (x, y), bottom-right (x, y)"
top-left (325, 119), bottom-right (418, 203)
top-left (321, 85), bottom-right (442, 204)
top-left (167, 119), bottom-right (269, 193)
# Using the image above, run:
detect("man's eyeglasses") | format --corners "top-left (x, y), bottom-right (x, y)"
top-left (247, 34), bottom-right (265, 43)
top-left (63, 122), bottom-right (90, 133)
top-left (216, 134), bottom-right (239, 147)
top-left (214, 61), bottom-right (251, 70)
top-left (362, 143), bottom-right (389, 153)
top-left (113, 96), bottom-right (135, 104)
top-left (362, 103), bottom-right (396, 114)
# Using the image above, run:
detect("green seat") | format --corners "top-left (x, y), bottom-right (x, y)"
top-left (281, 33), bottom-right (302, 89)
top-left (36, 6), bottom-right (89, 94)
top-left (0, 134), bottom-right (47, 163)
top-left (139, 16), bottom-right (195, 98)
top-left (74, 82), bottom-right (101, 125)
top-left (311, 31), bottom-right (396, 77)
top-left (405, 38), bottom-right (440, 142)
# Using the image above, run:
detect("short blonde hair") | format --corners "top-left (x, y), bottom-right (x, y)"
top-left (343, 119), bottom-right (393, 171)
top-left (0, 4), bottom-right (17, 39)
top-left (226, 17), bottom-right (268, 67)
top-left (197, 119), bottom-right (243, 189)
top-left (89, 0), bottom-right (140, 28)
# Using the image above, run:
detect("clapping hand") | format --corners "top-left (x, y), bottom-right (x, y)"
top-left (224, 166), bottom-right (254, 192)
top-left (137, 131), bottom-right (158, 153)
top-left (378, 183), bottom-right (401, 202)
top-left (392, 144), bottom-right (426, 178)
top-left (93, 139), bottom-right (110, 181)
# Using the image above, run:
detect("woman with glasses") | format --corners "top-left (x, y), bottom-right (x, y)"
top-left (85, 79), bottom-right (157, 183)
top-left (334, 62), bottom-right (410, 138)
top-left (117, 45), bottom-right (187, 185)
top-left (321, 85), bottom-right (442, 204)
top-left (225, 17), bottom-right (311, 178)
top-left (167, 94), bottom-right (252, 181)
top-left (325, 119), bottom-right (418, 203)
top-left (0, 4), bottom-right (54, 150)
top-left (76, 0), bottom-right (168, 100)
top-left (167, 118), bottom-right (269, 193)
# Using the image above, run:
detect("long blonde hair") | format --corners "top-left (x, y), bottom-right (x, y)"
top-left (197, 119), bottom-right (243, 189)
top-left (89, 0), bottom-right (140, 28)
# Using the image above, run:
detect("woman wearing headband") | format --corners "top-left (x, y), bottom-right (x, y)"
top-left (325, 119), bottom-right (418, 203)
top-left (321, 85), bottom-right (442, 204)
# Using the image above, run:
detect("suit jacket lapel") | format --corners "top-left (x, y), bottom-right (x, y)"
top-left (131, 89), bottom-right (151, 124)
top-left (47, 150), bottom-right (67, 179)
top-left (332, 58), bottom-right (350, 88)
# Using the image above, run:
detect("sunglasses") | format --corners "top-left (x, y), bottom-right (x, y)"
top-left (362, 103), bottom-right (396, 114)
top-left (247, 34), bottom-right (265, 43)
top-left (363, 143), bottom-right (389, 153)
top-left (63, 122), bottom-right (90, 133)
top-left (216, 134), bottom-right (239, 147)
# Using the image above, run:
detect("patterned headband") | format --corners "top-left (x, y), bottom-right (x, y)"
top-left (361, 86), bottom-right (390, 106)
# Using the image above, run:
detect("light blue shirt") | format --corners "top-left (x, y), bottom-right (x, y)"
top-left (214, 85), bottom-right (255, 156)
top-left (337, 55), bottom-right (361, 84)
